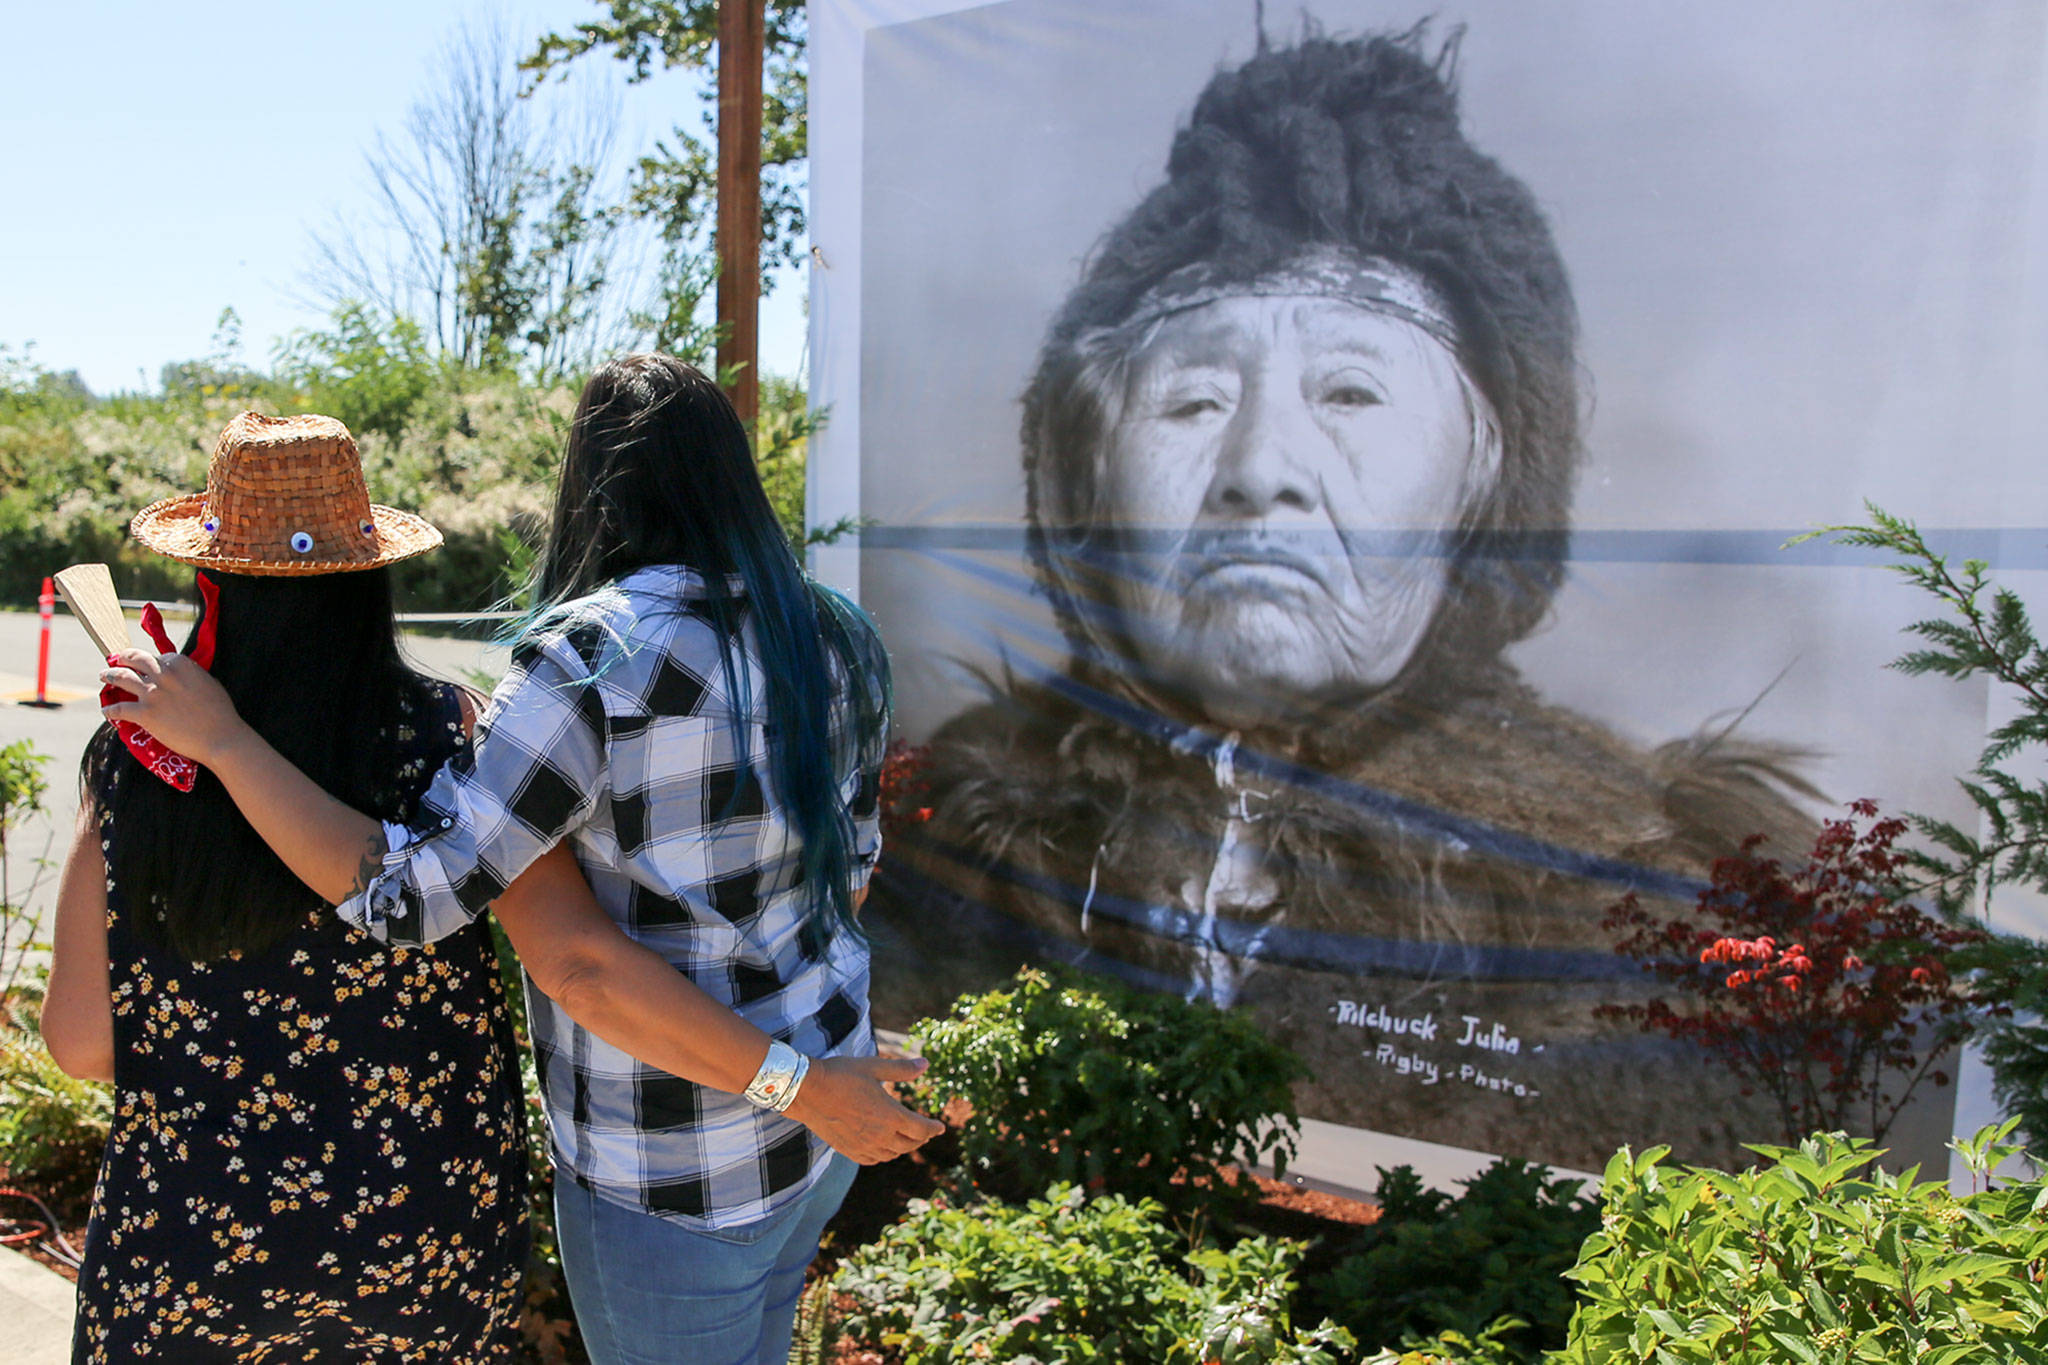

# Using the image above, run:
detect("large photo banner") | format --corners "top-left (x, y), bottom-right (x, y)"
top-left (808, 0), bottom-right (2048, 1183)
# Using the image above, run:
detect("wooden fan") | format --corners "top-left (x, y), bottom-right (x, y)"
top-left (53, 564), bottom-right (132, 659)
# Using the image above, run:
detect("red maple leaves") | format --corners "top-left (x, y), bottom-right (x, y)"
top-left (1599, 801), bottom-right (1991, 1147)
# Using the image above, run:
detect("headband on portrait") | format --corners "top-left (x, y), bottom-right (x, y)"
top-left (1120, 247), bottom-right (1463, 352)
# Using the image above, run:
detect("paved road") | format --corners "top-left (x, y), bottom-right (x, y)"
top-left (0, 607), bottom-right (509, 952)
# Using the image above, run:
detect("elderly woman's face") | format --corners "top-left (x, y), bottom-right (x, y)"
top-left (1099, 294), bottom-right (1491, 720)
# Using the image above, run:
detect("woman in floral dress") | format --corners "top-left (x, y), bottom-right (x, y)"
top-left (43, 413), bottom-right (527, 1360)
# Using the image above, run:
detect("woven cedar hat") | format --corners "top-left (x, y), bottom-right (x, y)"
top-left (129, 412), bottom-right (442, 575)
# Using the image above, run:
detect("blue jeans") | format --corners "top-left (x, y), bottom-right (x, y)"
top-left (554, 1155), bottom-right (859, 1365)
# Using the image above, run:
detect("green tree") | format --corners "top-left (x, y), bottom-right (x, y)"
top-left (523, 1), bottom-right (810, 349)
top-left (272, 303), bottom-right (441, 441)
top-left (1799, 506), bottom-right (2048, 1155)
top-left (159, 308), bottom-right (268, 404)
top-left (0, 343), bottom-right (92, 423)
top-left (312, 17), bottom-right (629, 379)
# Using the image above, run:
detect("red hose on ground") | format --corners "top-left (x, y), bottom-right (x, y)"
top-left (0, 1187), bottom-right (82, 1268)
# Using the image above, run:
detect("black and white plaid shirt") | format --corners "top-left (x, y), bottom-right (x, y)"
top-left (337, 564), bottom-right (886, 1230)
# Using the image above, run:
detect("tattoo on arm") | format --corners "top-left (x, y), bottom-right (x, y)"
top-left (352, 829), bottom-right (391, 897)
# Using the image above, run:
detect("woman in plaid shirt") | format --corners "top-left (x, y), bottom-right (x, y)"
top-left (105, 354), bottom-right (946, 1364)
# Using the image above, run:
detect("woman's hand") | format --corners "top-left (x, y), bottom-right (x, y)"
top-left (100, 648), bottom-right (246, 764)
top-left (784, 1056), bottom-right (947, 1165)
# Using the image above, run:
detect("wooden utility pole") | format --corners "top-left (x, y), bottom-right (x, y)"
top-left (716, 0), bottom-right (765, 426)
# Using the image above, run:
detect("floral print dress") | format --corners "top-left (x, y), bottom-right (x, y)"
top-left (73, 684), bottom-right (530, 1362)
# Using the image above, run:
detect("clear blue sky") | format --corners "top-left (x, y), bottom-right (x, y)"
top-left (0, 0), bottom-right (805, 395)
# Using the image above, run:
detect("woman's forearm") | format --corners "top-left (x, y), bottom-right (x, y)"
top-left (496, 846), bottom-right (945, 1165)
top-left (205, 725), bottom-right (384, 905)
top-left (43, 807), bottom-right (114, 1083)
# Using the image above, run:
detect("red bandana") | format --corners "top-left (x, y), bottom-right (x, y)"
top-left (104, 572), bottom-right (219, 792)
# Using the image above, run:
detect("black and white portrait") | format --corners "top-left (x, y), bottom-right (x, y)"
top-left (807, 0), bottom-right (2048, 1180)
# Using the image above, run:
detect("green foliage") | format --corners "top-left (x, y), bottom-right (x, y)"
top-left (0, 995), bottom-right (112, 1207)
top-left (0, 348), bottom-right (240, 603)
top-left (273, 303), bottom-right (443, 440)
top-left (0, 738), bottom-right (52, 963)
top-left (755, 380), bottom-right (860, 551)
top-left (0, 342), bottom-right (91, 424)
top-left (159, 309), bottom-right (269, 407)
top-left (755, 372), bottom-right (851, 553)
top-left (1798, 506), bottom-right (2048, 911)
top-left (1310, 1160), bottom-right (1599, 1361)
top-left (0, 739), bottom-right (50, 851)
top-left (630, 246), bottom-right (720, 362)
top-left (832, 1184), bottom-right (1353, 1365)
top-left (312, 19), bottom-right (631, 384)
top-left (1798, 504), bottom-right (2048, 1152)
top-left (911, 966), bottom-right (1306, 1220)
top-left (3, 311), bottom-right (834, 611)
top-left (0, 738), bottom-right (54, 1013)
top-left (1554, 1124), bottom-right (2048, 1364)
top-left (523, 2), bottom-right (808, 366)
top-left (363, 381), bottom-right (570, 613)
top-left (1356, 1321), bottom-right (1530, 1365)
top-left (524, 1), bottom-right (811, 277)
top-left (0, 340), bottom-right (570, 612)
top-left (1196, 1274), bottom-right (1361, 1365)
top-left (0, 736), bottom-right (109, 1207)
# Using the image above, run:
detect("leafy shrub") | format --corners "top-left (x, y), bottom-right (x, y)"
top-left (756, 371), bottom-right (819, 549)
top-left (0, 996), bottom-right (112, 1207)
top-left (1356, 1321), bottom-right (1529, 1365)
top-left (2, 336), bottom-right (829, 613)
top-left (272, 303), bottom-right (445, 441)
top-left (0, 367), bottom-right (219, 603)
top-left (1195, 1284), bottom-right (1362, 1365)
top-left (0, 343), bottom-right (91, 425)
top-left (1310, 1160), bottom-right (1597, 1361)
top-left (1555, 1123), bottom-right (2048, 1364)
top-left (912, 966), bottom-right (1305, 1218)
top-left (363, 381), bottom-right (570, 613)
top-left (832, 1184), bottom-right (1352, 1364)
top-left (0, 738), bottom-right (51, 924)
top-left (1600, 802), bottom-right (1985, 1147)
top-left (0, 737), bottom-right (111, 1207)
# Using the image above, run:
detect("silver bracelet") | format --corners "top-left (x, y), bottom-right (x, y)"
top-left (743, 1040), bottom-right (811, 1113)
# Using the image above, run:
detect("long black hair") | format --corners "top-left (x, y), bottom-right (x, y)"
top-left (534, 353), bottom-right (889, 939)
top-left (81, 569), bottom-right (442, 962)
